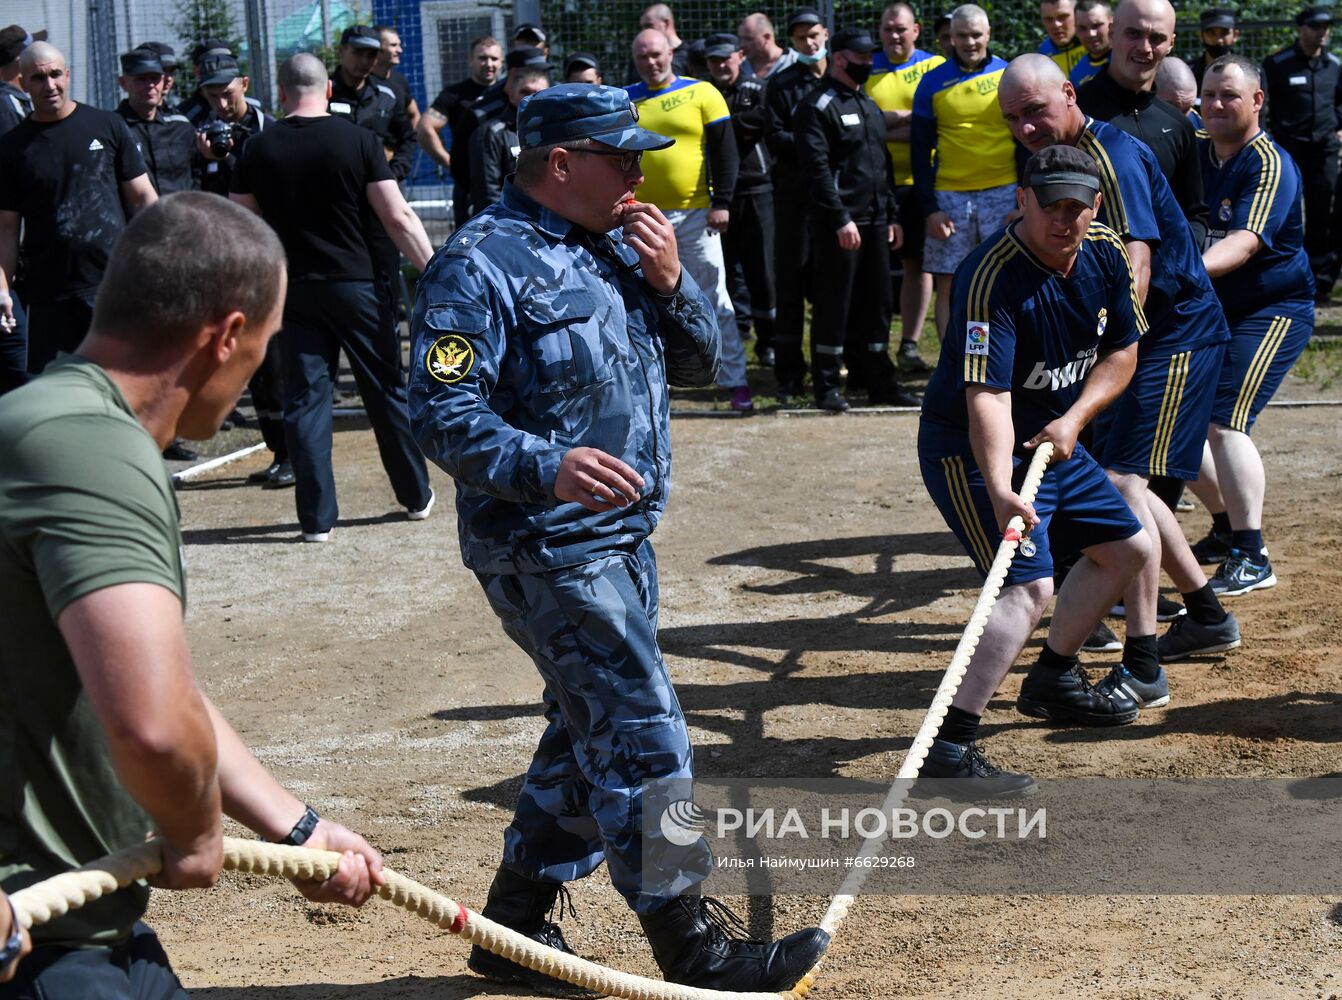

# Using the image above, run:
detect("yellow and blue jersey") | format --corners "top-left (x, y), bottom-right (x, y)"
top-left (1039, 35), bottom-right (1087, 76)
top-left (1070, 52), bottom-right (1108, 88)
top-left (1077, 116), bottom-right (1228, 352)
top-left (1199, 129), bottom-right (1314, 322)
top-left (910, 55), bottom-right (1015, 210)
top-left (919, 220), bottom-right (1145, 454)
top-left (625, 76), bottom-right (731, 210)
top-left (865, 48), bottom-right (944, 186)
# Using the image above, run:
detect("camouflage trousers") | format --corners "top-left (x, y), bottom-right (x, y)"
top-left (476, 539), bottom-right (712, 913)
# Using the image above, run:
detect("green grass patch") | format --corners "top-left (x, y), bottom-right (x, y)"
top-left (1291, 334), bottom-right (1342, 391)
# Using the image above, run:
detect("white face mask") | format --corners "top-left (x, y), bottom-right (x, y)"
top-left (796, 46), bottom-right (827, 64)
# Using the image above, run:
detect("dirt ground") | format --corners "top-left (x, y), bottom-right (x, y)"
top-left (150, 368), bottom-right (1342, 999)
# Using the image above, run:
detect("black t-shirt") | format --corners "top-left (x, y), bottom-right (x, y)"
top-left (429, 76), bottom-right (487, 130)
top-left (0, 103), bottom-right (147, 302)
top-left (374, 68), bottom-right (413, 117)
top-left (231, 114), bottom-right (393, 282)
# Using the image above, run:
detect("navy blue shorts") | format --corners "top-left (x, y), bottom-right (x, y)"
top-left (1096, 339), bottom-right (1226, 480)
top-left (919, 440), bottom-right (1142, 586)
top-left (1210, 310), bottom-right (1314, 434)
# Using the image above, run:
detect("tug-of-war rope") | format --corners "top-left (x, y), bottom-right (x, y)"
top-left (12, 444), bottom-right (1054, 1000)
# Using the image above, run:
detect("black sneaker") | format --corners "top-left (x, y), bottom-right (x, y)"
top-left (1190, 530), bottom-right (1233, 565)
top-left (1096, 664), bottom-right (1170, 709)
top-left (248, 461), bottom-right (280, 485)
top-left (162, 440), bottom-right (199, 462)
top-left (1210, 549), bottom-right (1277, 597)
top-left (912, 739), bottom-right (1038, 799)
top-left (1081, 620), bottom-right (1122, 652)
top-left (1109, 596), bottom-right (1186, 621)
top-left (816, 388), bottom-right (849, 412)
top-left (1157, 612), bottom-right (1242, 662)
top-left (1017, 663), bottom-right (1141, 726)
top-left (262, 460), bottom-right (295, 489)
top-left (896, 340), bottom-right (932, 373)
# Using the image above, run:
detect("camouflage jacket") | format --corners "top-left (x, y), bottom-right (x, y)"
top-left (409, 180), bottom-right (721, 574)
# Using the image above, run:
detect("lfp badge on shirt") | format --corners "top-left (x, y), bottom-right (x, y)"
top-left (965, 322), bottom-right (990, 356)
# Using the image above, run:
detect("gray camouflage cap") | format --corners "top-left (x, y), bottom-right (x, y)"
top-left (517, 83), bottom-right (673, 151)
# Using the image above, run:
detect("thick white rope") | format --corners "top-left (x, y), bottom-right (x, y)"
top-left (788, 443), bottom-right (1055, 995)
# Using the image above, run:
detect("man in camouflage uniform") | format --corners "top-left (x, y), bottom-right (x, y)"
top-left (408, 84), bottom-right (828, 994)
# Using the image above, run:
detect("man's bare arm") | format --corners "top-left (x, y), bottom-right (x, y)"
top-left (120, 174), bottom-right (159, 216)
top-left (1202, 229), bottom-right (1262, 278)
top-left (968, 386), bottom-right (1038, 532)
top-left (1123, 237), bottom-right (1152, 304)
top-left (0, 211), bottom-right (19, 286)
top-left (368, 179), bottom-right (433, 271)
top-left (1025, 342), bottom-right (1139, 459)
top-left (416, 109), bottom-right (452, 170)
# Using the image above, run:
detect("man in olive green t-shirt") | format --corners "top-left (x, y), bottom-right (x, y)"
top-left (0, 192), bottom-right (383, 998)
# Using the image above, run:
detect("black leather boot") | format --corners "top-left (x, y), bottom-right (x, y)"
top-left (467, 866), bottom-right (588, 994)
top-left (638, 895), bottom-right (830, 992)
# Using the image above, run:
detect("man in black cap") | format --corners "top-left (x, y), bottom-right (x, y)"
top-left (417, 35), bottom-right (502, 226)
top-left (796, 28), bottom-right (914, 410)
top-left (1192, 7), bottom-right (1237, 89)
top-left (706, 32), bottom-right (777, 367)
top-left (193, 52), bottom-right (271, 197)
top-left (330, 25), bottom-right (415, 182)
top-left (116, 48), bottom-right (196, 196)
top-left (565, 51), bottom-right (603, 84)
top-left (409, 79), bottom-right (829, 995)
top-left (763, 7), bottom-right (829, 401)
top-left (0, 26), bottom-right (39, 135)
top-left (1263, 6), bottom-right (1342, 297)
top-left (177, 38), bottom-right (235, 125)
top-left (135, 42), bottom-right (180, 111)
top-left (0, 42), bottom-right (157, 377)
top-left (468, 60), bottom-right (550, 213)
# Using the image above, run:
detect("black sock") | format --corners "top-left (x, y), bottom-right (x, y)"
top-left (1124, 634), bottom-right (1160, 682)
top-left (935, 705), bottom-right (980, 745)
top-left (1231, 529), bottom-right (1264, 556)
top-left (1181, 583), bottom-right (1227, 625)
top-left (1211, 511), bottom-right (1231, 535)
top-left (1035, 643), bottom-right (1079, 675)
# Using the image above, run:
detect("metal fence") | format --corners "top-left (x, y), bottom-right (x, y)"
top-left (0, 0), bottom-right (1318, 229)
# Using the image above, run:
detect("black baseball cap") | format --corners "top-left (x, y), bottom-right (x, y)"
top-left (788, 8), bottom-right (824, 33)
top-left (197, 53), bottom-right (242, 87)
top-left (513, 22), bottom-right (547, 45)
top-left (191, 38), bottom-right (233, 66)
top-left (1199, 7), bottom-right (1236, 29)
top-left (506, 46), bottom-right (550, 70)
top-left (704, 33), bottom-right (741, 58)
top-left (0, 25), bottom-right (46, 65)
top-left (137, 41), bottom-right (177, 69)
top-left (832, 27), bottom-right (876, 54)
top-left (564, 51), bottom-right (600, 75)
top-left (1022, 145), bottom-right (1102, 207)
top-left (1297, 6), bottom-right (1334, 25)
top-left (341, 24), bottom-right (381, 49)
top-left (120, 48), bottom-right (165, 76)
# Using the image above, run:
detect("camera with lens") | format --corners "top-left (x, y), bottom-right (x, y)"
top-left (198, 118), bottom-right (249, 159)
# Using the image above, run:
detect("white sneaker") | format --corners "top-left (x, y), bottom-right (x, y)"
top-left (301, 530), bottom-right (332, 542)
top-left (407, 490), bottom-right (435, 521)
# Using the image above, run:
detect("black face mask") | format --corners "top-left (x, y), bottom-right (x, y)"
top-left (1204, 42), bottom-right (1232, 58)
top-left (845, 61), bottom-right (872, 85)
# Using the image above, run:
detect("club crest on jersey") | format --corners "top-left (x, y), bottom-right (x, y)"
top-left (1096, 307), bottom-right (1108, 337)
top-left (1020, 537), bottom-right (1037, 557)
top-left (426, 334), bottom-right (474, 384)
top-left (1219, 198), bottom-right (1233, 222)
top-left (965, 322), bottom-right (990, 356)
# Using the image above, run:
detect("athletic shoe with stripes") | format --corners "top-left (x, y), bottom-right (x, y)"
top-left (1096, 664), bottom-right (1170, 709)
top-left (1210, 549), bottom-right (1277, 597)
top-left (1157, 612), bottom-right (1242, 662)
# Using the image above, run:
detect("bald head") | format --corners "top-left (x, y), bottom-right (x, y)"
top-left (633, 27), bottom-right (674, 87)
top-left (1155, 55), bottom-right (1196, 112)
top-left (999, 53), bottom-right (1084, 152)
top-left (1109, 0), bottom-right (1176, 91)
top-left (19, 41), bottom-right (71, 120)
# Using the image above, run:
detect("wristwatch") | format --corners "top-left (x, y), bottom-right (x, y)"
top-left (0, 896), bottom-right (24, 974)
top-left (279, 805), bottom-right (320, 847)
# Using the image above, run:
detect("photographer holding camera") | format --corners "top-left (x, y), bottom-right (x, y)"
top-left (193, 52), bottom-right (270, 196)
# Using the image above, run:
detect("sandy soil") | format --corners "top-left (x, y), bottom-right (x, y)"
top-left (150, 381), bottom-right (1342, 1000)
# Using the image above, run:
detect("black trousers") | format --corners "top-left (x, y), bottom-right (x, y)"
top-left (0, 922), bottom-right (186, 1000)
top-left (809, 220), bottom-right (895, 399)
top-left (0, 289), bottom-right (28, 395)
top-left (1280, 137), bottom-right (1339, 286)
top-left (26, 295), bottom-right (95, 375)
top-left (772, 187), bottom-right (812, 391)
top-left (280, 279), bottom-right (431, 534)
top-left (723, 189), bottom-right (777, 352)
top-left (248, 333), bottom-right (287, 463)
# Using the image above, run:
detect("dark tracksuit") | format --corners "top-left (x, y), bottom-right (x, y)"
top-left (0, 82), bottom-right (30, 394)
top-left (469, 101), bottom-right (520, 214)
top-left (763, 61), bottom-right (827, 393)
top-left (795, 76), bottom-right (899, 401)
top-left (1262, 43), bottom-right (1342, 289)
top-left (713, 73), bottom-right (776, 357)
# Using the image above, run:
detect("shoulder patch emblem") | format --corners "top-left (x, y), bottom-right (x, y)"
top-left (965, 321), bottom-right (990, 356)
top-left (427, 334), bottom-right (475, 383)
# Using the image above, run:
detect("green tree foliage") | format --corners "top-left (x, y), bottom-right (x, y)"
top-left (173, 0), bottom-right (245, 91)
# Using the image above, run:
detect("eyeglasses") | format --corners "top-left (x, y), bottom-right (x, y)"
top-left (565, 147), bottom-right (643, 173)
